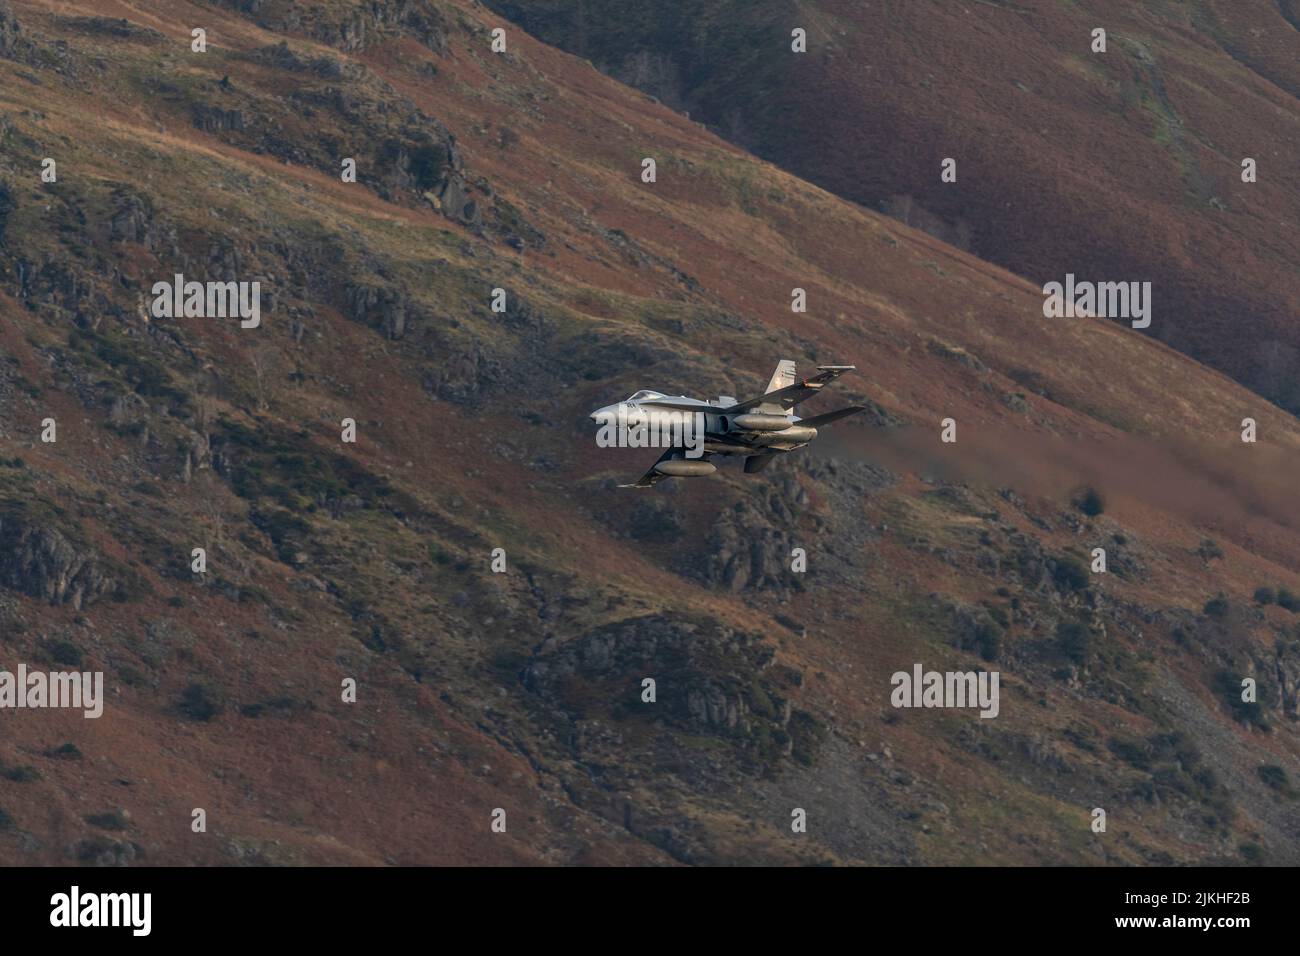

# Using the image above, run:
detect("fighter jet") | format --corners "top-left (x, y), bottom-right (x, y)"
top-left (590, 360), bottom-right (866, 487)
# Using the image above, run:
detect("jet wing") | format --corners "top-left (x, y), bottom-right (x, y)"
top-left (730, 366), bottom-right (856, 413)
top-left (618, 448), bottom-right (676, 488)
top-left (797, 405), bottom-right (867, 428)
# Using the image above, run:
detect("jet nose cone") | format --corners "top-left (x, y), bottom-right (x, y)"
top-left (590, 404), bottom-right (615, 424)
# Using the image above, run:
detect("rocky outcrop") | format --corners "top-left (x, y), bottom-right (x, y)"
top-left (346, 283), bottom-right (419, 340)
top-left (0, 506), bottom-right (116, 609)
top-left (192, 105), bottom-right (247, 133)
top-left (246, 40), bottom-right (350, 79)
top-left (213, 0), bottom-right (448, 56)
top-left (705, 514), bottom-right (796, 592)
top-left (379, 133), bottom-right (481, 227)
top-left (421, 336), bottom-right (505, 405)
top-left (691, 485), bottom-right (808, 592)
top-left (0, 0), bottom-right (22, 58)
top-left (429, 171), bottom-right (480, 226)
top-left (108, 188), bottom-right (179, 257)
top-left (58, 16), bottom-right (164, 42)
top-left (524, 614), bottom-right (810, 754)
top-left (1273, 641), bottom-right (1300, 722)
top-left (0, 178), bottom-right (14, 242)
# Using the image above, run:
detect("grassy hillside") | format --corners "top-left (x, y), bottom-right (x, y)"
top-left (486, 0), bottom-right (1300, 411)
top-left (0, 0), bottom-right (1297, 865)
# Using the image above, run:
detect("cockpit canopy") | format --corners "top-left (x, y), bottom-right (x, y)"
top-left (625, 389), bottom-right (666, 402)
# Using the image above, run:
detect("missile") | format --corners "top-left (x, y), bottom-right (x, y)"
top-left (653, 459), bottom-right (717, 477)
top-left (732, 413), bottom-right (792, 432)
top-left (753, 426), bottom-right (817, 444)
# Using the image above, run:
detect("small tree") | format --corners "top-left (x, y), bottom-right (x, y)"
top-left (1257, 764), bottom-right (1293, 795)
top-left (1052, 556), bottom-right (1090, 592)
top-left (1057, 620), bottom-right (1092, 664)
top-left (179, 683), bottom-right (223, 722)
top-left (249, 345), bottom-right (280, 412)
top-left (1076, 487), bottom-right (1105, 517)
top-left (976, 622), bottom-right (1002, 662)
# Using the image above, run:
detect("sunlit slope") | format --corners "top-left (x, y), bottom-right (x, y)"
top-left (0, 0), bottom-right (1296, 865)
